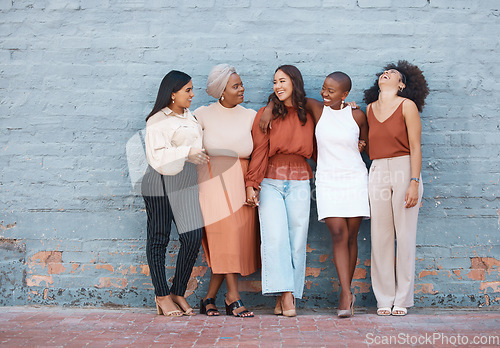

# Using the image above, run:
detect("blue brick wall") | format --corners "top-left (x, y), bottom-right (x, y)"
top-left (1, 1), bottom-right (499, 309)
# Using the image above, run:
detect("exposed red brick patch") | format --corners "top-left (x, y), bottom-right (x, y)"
top-left (305, 280), bottom-right (313, 290)
top-left (453, 269), bottom-right (461, 279)
top-left (30, 251), bottom-right (66, 274)
top-left (364, 259), bottom-right (371, 267)
top-left (48, 263), bottom-right (66, 275)
top-left (467, 269), bottom-right (485, 281)
top-left (353, 268), bottom-right (367, 280)
top-left (306, 244), bottom-right (316, 253)
top-left (238, 280), bottom-right (262, 292)
top-left (43, 288), bottom-right (48, 299)
top-left (0, 222), bottom-right (16, 231)
top-left (319, 254), bottom-right (329, 263)
top-left (356, 258), bottom-right (360, 266)
top-left (331, 281), bottom-right (340, 292)
top-left (190, 266), bottom-right (208, 278)
top-left (485, 294), bottom-right (490, 306)
top-left (184, 278), bottom-right (199, 297)
top-left (139, 265), bottom-right (150, 276)
top-left (419, 270), bottom-right (438, 278)
top-left (27, 275), bottom-right (53, 287)
top-left (95, 264), bottom-right (114, 272)
top-left (479, 281), bottom-right (500, 293)
top-left (305, 267), bottom-right (322, 277)
top-left (471, 257), bottom-right (500, 275)
top-left (351, 281), bottom-right (371, 293)
top-left (96, 277), bottom-right (127, 289)
top-left (414, 283), bottom-right (439, 295)
top-left (72, 264), bottom-right (79, 271)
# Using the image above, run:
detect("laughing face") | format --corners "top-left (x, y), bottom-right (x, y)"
top-left (273, 69), bottom-right (294, 107)
top-left (379, 69), bottom-right (405, 90)
top-left (321, 77), bottom-right (349, 110)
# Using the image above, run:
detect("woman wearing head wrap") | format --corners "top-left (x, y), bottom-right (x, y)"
top-left (194, 64), bottom-right (260, 318)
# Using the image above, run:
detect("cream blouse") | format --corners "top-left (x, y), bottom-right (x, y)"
top-left (144, 107), bottom-right (203, 176)
top-left (194, 101), bottom-right (256, 158)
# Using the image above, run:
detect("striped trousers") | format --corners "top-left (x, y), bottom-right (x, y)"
top-left (142, 164), bottom-right (204, 297)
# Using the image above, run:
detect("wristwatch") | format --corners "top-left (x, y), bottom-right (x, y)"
top-left (410, 177), bottom-right (420, 183)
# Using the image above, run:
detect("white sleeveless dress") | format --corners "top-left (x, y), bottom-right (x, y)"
top-left (315, 105), bottom-right (370, 220)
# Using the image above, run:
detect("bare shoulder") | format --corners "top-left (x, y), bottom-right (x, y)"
top-left (401, 99), bottom-right (420, 125)
top-left (352, 107), bottom-right (366, 118)
top-left (401, 98), bottom-right (418, 113)
top-left (352, 107), bottom-right (367, 123)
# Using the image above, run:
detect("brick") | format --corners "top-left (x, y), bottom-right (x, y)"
top-left (357, 0), bottom-right (391, 8)
top-left (0, 1), bottom-right (498, 310)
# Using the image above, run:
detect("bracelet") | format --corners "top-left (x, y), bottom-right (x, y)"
top-left (410, 177), bottom-right (420, 183)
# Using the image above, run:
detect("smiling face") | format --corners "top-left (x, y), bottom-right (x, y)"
top-left (379, 69), bottom-right (405, 90)
top-left (321, 77), bottom-right (350, 109)
top-left (221, 73), bottom-right (245, 107)
top-left (170, 80), bottom-right (194, 110)
top-left (273, 69), bottom-right (294, 107)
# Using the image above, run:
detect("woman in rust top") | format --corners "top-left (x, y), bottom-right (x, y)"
top-left (363, 60), bottom-right (429, 316)
top-left (245, 65), bottom-right (314, 317)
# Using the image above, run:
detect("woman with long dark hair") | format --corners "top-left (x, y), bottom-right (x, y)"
top-left (142, 70), bottom-right (208, 316)
top-left (245, 65), bottom-right (315, 317)
top-left (363, 60), bottom-right (429, 316)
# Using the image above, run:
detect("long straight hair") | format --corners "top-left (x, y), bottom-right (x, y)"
top-left (268, 65), bottom-right (308, 125)
top-left (146, 70), bottom-right (192, 121)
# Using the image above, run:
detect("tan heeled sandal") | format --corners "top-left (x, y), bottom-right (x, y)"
top-left (337, 293), bottom-right (355, 318)
top-left (155, 296), bottom-right (183, 317)
top-left (274, 295), bottom-right (282, 315)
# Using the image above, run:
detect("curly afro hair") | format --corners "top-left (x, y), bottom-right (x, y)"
top-left (363, 60), bottom-right (429, 112)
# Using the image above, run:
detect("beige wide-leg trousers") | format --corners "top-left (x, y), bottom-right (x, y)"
top-left (368, 155), bottom-right (423, 308)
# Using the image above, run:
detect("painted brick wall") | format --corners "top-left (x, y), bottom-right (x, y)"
top-left (1, 1), bottom-right (499, 309)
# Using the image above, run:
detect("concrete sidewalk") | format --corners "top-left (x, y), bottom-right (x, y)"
top-left (0, 306), bottom-right (498, 347)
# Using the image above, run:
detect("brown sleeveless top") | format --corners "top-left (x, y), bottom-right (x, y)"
top-left (367, 100), bottom-right (410, 160)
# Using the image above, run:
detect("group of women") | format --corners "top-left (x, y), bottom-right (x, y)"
top-left (141, 60), bottom-right (429, 318)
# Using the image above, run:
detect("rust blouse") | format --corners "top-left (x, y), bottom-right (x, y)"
top-left (245, 106), bottom-right (315, 190)
top-left (367, 100), bottom-right (410, 160)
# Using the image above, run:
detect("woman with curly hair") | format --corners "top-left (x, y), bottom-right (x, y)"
top-left (363, 60), bottom-right (429, 316)
top-left (245, 65), bottom-right (315, 317)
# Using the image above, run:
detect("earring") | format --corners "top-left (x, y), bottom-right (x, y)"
top-left (172, 99), bottom-right (175, 104)
top-left (221, 96), bottom-right (225, 102)
top-left (340, 99), bottom-right (345, 109)
top-left (399, 86), bottom-right (404, 92)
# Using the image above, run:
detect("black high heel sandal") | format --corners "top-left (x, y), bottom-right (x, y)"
top-left (225, 299), bottom-right (254, 318)
top-left (200, 298), bottom-right (220, 316)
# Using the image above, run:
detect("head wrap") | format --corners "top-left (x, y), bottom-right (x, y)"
top-left (206, 64), bottom-right (237, 99)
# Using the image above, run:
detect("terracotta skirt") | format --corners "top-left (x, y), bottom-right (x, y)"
top-left (197, 156), bottom-right (260, 276)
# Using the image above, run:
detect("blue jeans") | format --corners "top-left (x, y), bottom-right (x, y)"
top-left (258, 178), bottom-right (311, 298)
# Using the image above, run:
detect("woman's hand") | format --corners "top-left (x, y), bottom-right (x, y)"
top-left (358, 140), bottom-right (366, 153)
top-left (259, 104), bottom-right (274, 133)
top-left (187, 148), bottom-right (209, 165)
top-left (346, 101), bottom-right (359, 109)
top-left (404, 181), bottom-right (419, 208)
top-left (245, 187), bottom-right (259, 207)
